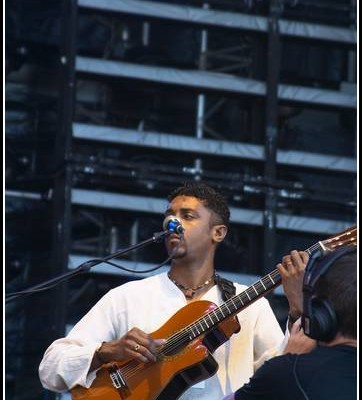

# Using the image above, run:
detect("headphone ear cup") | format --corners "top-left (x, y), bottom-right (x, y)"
top-left (309, 297), bottom-right (338, 341)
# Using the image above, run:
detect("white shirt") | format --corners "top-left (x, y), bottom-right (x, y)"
top-left (38, 272), bottom-right (286, 400)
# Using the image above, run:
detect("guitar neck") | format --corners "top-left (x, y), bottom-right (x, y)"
top-left (163, 224), bottom-right (356, 351)
top-left (179, 242), bottom-right (323, 343)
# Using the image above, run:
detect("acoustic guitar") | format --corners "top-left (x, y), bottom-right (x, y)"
top-left (72, 225), bottom-right (357, 400)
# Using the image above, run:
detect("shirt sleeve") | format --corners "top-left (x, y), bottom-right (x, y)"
top-left (38, 339), bottom-right (101, 392)
top-left (38, 288), bottom-right (125, 392)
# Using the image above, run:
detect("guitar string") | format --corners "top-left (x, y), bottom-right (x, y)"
top-left (120, 249), bottom-right (348, 380)
top-left (120, 269), bottom-right (283, 378)
top-left (149, 235), bottom-right (355, 359)
top-left (119, 241), bottom-right (331, 378)
top-left (149, 239), bottom-right (318, 355)
top-left (117, 236), bottom-right (356, 378)
top-left (90, 233), bottom-right (357, 383)
top-left (120, 239), bottom-right (355, 378)
top-left (147, 233), bottom-right (355, 359)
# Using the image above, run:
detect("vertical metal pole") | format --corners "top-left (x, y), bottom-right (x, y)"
top-left (348, 0), bottom-right (357, 210)
top-left (347, 0), bottom-right (356, 83)
top-left (194, 3), bottom-right (209, 181)
top-left (130, 220), bottom-right (139, 261)
top-left (263, 0), bottom-right (282, 274)
top-left (49, 0), bottom-right (77, 355)
top-left (142, 22), bottom-right (150, 47)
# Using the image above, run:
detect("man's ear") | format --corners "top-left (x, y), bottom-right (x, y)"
top-left (212, 225), bottom-right (228, 243)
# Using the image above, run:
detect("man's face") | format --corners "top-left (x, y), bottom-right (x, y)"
top-left (164, 195), bottom-right (215, 261)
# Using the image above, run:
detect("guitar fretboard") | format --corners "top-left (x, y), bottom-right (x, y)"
top-left (186, 268), bottom-right (281, 340)
top-left (165, 242), bottom-right (324, 351)
top-left (115, 226), bottom-right (355, 377)
top-left (159, 225), bottom-right (356, 356)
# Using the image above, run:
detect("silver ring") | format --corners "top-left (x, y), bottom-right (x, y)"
top-left (134, 344), bottom-right (140, 352)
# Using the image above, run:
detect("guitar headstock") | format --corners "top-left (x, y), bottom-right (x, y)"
top-left (321, 225), bottom-right (357, 253)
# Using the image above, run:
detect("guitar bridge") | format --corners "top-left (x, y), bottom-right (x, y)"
top-left (108, 364), bottom-right (129, 393)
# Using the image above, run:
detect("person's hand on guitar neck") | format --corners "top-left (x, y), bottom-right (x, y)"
top-left (277, 250), bottom-right (309, 330)
top-left (89, 327), bottom-right (166, 372)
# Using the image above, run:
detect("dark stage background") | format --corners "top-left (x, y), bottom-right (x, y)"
top-left (5, 1), bottom-right (357, 399)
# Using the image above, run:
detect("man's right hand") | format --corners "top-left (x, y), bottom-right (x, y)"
top-left (98, 327), bottom-right (165, 364)
top-left (90, 327), bottom-right (165, 371)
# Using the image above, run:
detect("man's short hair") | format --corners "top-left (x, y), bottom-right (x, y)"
top-left (168, 181), bottom-right (230, 228)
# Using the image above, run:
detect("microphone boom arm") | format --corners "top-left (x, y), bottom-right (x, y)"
top-left (5, 230), bottom-right (170, 304)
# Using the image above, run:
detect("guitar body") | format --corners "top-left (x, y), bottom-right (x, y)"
top-left (72, 300), bottom-right (241, 400)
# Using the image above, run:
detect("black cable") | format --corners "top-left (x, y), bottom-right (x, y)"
top-left (5, 234), bottom-right (184, 299)
top-left (293, 355), bottom-right (310, 400)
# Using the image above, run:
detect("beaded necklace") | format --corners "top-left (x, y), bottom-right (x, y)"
top-left (167, 272), bottom-right (216, 299)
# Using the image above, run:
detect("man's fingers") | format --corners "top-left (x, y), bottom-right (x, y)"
top-left (300, 251), bottom-right (309, 264)
top-left (134, 344), bottom-right (157, 362)
top-left (277, 262), bottom-right (288, 274)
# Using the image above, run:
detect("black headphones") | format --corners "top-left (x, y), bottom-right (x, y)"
top-left (301, 245), bottom-right (356, 341)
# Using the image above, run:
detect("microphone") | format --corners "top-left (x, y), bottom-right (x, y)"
top-left (163, 215), bottom-right (185, 234)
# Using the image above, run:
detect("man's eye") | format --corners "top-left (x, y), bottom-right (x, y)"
top-left (183, 214), bottom-right (194, 219)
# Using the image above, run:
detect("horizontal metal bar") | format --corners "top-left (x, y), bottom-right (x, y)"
top-left (5, 190), bottom-right (43, 200)
top-left (78, 0), bottom-right (356, 44)
top-left (71, 189), bottom-right (354, 235)
top-left (5, 189), bottom-right (354, 235)
top-left (73, 123), bottom-right (356, 173)
top-left (75, 57), bottom-right (356, 109)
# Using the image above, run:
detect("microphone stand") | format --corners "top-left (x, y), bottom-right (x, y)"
top-left (5, 230), bottom-right (169, 304)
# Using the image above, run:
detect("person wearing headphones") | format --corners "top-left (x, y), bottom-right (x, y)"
top-left (222, 245), bottom-right (357, 400)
